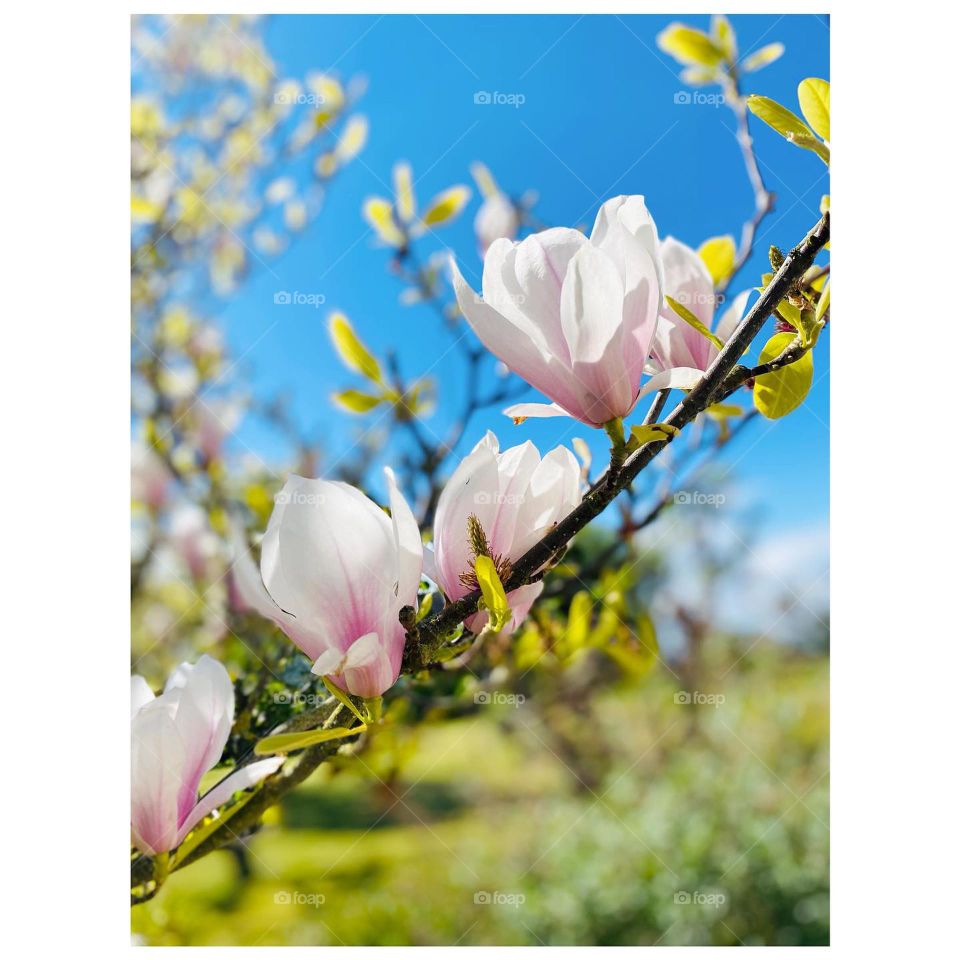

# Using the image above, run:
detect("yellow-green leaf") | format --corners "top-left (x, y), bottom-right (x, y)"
top-left (419, 185), bottom-right (471, 228)
top-left (131, 195), bottom-right (163, 223)
top-left (470, 161), bottom-right (499, 199)
top-left (680, 66), bottom-right (718, 86)
top-left (415, 590), bottom-right (434, 622)
top-left (657, 23), bottom-right (726, 67)
top-left (332, 389), bottom-right (384, 414)
top-left (697, 235), bottom-right (737, 286)
top-left (393, 161), bottom-right (416, 222)
top-left (328, 312), bottom-right (384, 384)
top-left (362, 197), bottom-right (405, 247)
top-left (798, 78), bottom-right (830, 141)
top-left (665, 295), bottom-right (724, 350)
top-left (706, 402), bottom-right (743, 420)
top-left (815, 279), bottom-right (830, 323)
top-left (740, 42), bottom-right (784, 73)
top-left (474, 554), bottom-right (511, 633)
top-left (254, 725), bottom-right (366, 756)
top-left (787, 131), bottom-right (830, 165)
top-left (630, 423), bottom-right (679, 448)
top-left (335, 114), bottom-right (368, 162)
top-left (712, 15), bottom-right (736, 60)
top-left (565, 590), bottom-right (593, 654)
top-left (753, 332), bottom-right (814, 419)
top-left (747, 95), bottom-right (814, 141)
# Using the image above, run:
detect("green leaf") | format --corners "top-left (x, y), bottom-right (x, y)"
top-left (415, 590), bottom-right (433, 622)
top-left (474, 555), bottom-right (511, 633)
top-left (332, 389), bottom-right (383, 414)
top-left (322, 677), bottom-right (369, 724)
top-left (705, 402), bottom-right (743, 420)
top-left (697, 235), bottom-right (737, 286)
top-left (798, 78), bottom-right (830, 141)
top-left (711, 15), bottom-right (737, 60)
top-left (392, 162), bottom-right (416, 222)
top-left (419, 185), bottom-right (471, 228)
top-left (740, 42), bottom-right (784, 73)
top-left (747, 95), bottom-right (814, 141)
top-left (362, 197), bottom-right (405, 247)
top-left (657, 23), bottom-right (726, 67)
top-left (753, 332), bottom-right (814, 419)
top-left (665, 295), bottom-right (724, 350)
top-left (787, 131), bottom-right (830, 165)
top-left (629, 423), bottom-right (680, 450)
top-left (680, 66), bottom-right (718, 86)
top-left (564, 590), bottom-right (593, 654)
top-left (470, 161), bottom-right (499, 199)
top-left (328, 312), bottom-right (384, 384)
top-left (815, 279), bottom-right (830, 324)
top-left (254, 725), bottom-right (366, 756)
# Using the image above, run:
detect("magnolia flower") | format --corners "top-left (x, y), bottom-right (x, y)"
top-left (429, 432), bottom-right (581, 634)
top-left (474, 192), bottom-right (519, 257)
top-left (131, 656), bottom-right (282, 856)
top-left (650, 237), bottom-right (751, 381)
top-left (191, 398), bottom-right (243, 462)
top-left (451, 195), bottom-right (675, 428)
top-left (131, 440), bottom-right (172, 509)
top-left (256, 468), bottom-right (422, 699)
top-left (168, 503), bottom-right (220, 581)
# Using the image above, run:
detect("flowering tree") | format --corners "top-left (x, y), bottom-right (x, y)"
top-left (131, 14), bottom-right (830, 917)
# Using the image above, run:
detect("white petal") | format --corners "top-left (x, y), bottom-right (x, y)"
top-left (637, 366), bottom-right (704, 398)
top-left (503, 401), bottom-right (570, 420)
top-left (590, 195), bottom-right (662, 292)
top-left (261, 476), bottom-right (396, 660)
top-left (384, 466), bottom-right (422, 604)
top-left (131, 701), bottom-right (185, 855)
top-left (658, 237), bottom-right (717, 370)
top-left (511, 227), bottom-right (589, 362)
top-left (714, 289), bottom-right (752, 344)
top-left (487, 440), bottom-right (540, 558)
top-left (131, 675), bottom-right (155, 720)
top-left (311, 647), bottom-right (346, 677)
top-left (560, 245), bottom-right (625, 365)
top-left (432, 443), bottom-right (500, 598)
top-left (175, 757), bottom-right (284, 845)
top-left (169, 656), bottom-right (235, 815)
top-left (228, 523), bottom-right (287, 623)
top-left (450, 256), bottom-right (552, 385)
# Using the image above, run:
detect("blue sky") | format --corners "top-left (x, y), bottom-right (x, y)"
top-left (214, 13), bottom-right (829, 537)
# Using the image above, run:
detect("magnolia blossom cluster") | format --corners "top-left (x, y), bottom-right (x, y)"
top-left (131, 656), bottom-right (282, 855)
top-left (133, 194), bottom-right (745, 857)
top-left (452, 195), bottom-right (750, 426)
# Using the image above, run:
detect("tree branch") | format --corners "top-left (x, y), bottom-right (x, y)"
top-left (411, 210), bottom-right (829, 658)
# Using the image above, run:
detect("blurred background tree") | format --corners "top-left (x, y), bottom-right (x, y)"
top-left (131, 13), bottom-right (829, 947)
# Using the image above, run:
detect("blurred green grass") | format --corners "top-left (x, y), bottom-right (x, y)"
top-left (132, 639), bottom-right (828, 946)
